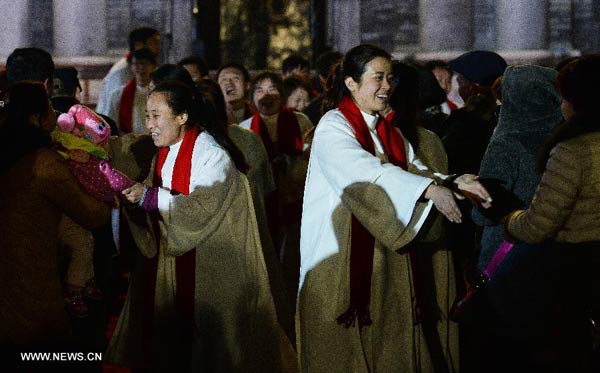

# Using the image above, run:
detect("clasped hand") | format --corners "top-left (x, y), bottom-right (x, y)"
top-left (425, 174), bottom-right (492, 224)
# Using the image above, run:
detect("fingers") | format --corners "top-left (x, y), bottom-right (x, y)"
top-left (430, 185), bottom-right (462, 223)
top-left (456, 177), bottom-right (493, 205)
top-left (440, 198), bottom-right (462, 224)
top-left (121, 184), bottom-right (141, 203)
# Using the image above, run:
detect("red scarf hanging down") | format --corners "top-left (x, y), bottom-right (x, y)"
top-left (118, 78), bottom-right (137, 134)
top-left (249, 108), bottom-right (303, 160)
top-left (142, 125), bottom-right (201, 353)
top-left (336, 96), bottom-right (407, 330)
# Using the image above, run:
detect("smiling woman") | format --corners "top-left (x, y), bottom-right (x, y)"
top-left (297, 44), bottom-right (491, 372)
top-left (105, 81), bottom-right (294, 371)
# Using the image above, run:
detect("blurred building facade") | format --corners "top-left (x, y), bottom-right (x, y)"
top-left (1, 0), bottom-right (599, 104)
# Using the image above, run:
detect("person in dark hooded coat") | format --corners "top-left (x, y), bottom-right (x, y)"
top-left (470, 65), bottom-right (564, 372)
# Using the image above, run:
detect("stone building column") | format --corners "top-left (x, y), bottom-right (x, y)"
top-left (420, 0), bottom-right (473, 52)
top-left (169, 0), bottom-right (193, 63)
top-left (328, 0), bottom-right (361, 53)
top-left (53, 0), bottom-right (108, 56)
top-left (0, 0), bottom-right (30, 57)
top-left (496, 0), bottom-right (547, 50)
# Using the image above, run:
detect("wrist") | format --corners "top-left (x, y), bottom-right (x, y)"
top-left (442, 174), bottom-right (460, 192)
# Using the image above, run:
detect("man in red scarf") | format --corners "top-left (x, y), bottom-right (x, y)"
top-left (239, 71), bottom-right (312, 309)
top-left (104, 48), bottom-right (157, 135)
top-left (217, 63), bottom-right (254, 125)
top-left (96, 27), bottom-right (160, 115)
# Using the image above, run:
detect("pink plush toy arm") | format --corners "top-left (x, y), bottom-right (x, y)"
top-left (98, 161), bottom-right (134, 192)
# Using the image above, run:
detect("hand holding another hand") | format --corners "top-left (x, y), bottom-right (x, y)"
top-left (453, 174), bottom-right (493, 209)
top-left (122, 183), bottom-right (145, 204)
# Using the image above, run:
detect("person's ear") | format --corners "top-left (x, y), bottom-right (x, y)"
top-left (43, 78), bottom-right (53, 97)
top-left (344, 76), bottom-right (358, 93)
top-left (176, 112), bottom-right (188, 126)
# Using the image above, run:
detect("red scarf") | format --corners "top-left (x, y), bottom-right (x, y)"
top-left (143, 126), bottom-right (201, 353)
top-left (118, 78), bottom-right (137, 134)
top-left (249, 108), bottom-right (303, 160)
top-left (336, 96), bottom-right (407, 330)
top-left (446, 98), bottom-right (458, 111)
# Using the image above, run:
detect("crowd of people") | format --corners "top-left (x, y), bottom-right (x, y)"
top-left (1, 25), bottom-right (599, 373)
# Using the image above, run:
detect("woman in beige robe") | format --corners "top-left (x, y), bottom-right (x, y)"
top-left (105, 81), bottom-right (295, 372)
top-left (298, 45), bottom-right (489, 372)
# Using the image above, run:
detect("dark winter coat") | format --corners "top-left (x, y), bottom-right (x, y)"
top-left (472, 65), bottom-right (563, 336)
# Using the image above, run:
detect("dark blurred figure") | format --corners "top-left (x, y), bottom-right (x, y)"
top-left (425, 60), bottom-right (459, 114)
top-left (303, 51), bottom-right (343, 125)
top-left (387, 61), bottom-right (459, 372)
top-left (442, 51), bottom-right (507, 347)
top-left (503, 55), bottom-right (600, 373)
top-left (52, 67), bottom-right (118, 134)
top-left (281, 54), bottom-right (310, 81)
top-left (469, 65), bottom-right (563, 373)
top-left (0, 82), bottom-right (110, 366)
top-left (178, 56), bottom-right (209, 83)
top-left (149, 64), bottom-right (195, 90)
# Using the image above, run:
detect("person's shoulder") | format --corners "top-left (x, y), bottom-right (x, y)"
top-left (105, 58), bottom-right (129, 78)
top-left (109, 84), bottom-right (126, 100)
top-left (317, 108), bottom-right (345, 125)
top-left (32, 147), bottom-right (68, 176)
top-left (293, 111), bottom-right (311, 123)
top-left (197, 131), bottom-right (229, 157)
top-left (556, 131), bottom-right (600, 159)
top-left (227, 125), bottom-right (260, 144)
top-left (293, 111), bottom-right (314, 131)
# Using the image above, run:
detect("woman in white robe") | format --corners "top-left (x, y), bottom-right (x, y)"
top-left (106, 81), bottom-right (295, 372)
top-left (297, 44), bottom-right (491, 372)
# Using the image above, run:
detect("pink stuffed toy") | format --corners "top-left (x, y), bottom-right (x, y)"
top-left (57, 104), bottom-right (111, 146)
top-left (53, 104), bottom-right (121, 204)
top-left (99, 161), bottom-right (134, 192)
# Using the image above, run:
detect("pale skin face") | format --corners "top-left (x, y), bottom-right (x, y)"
top-left (286, 87), bottom-right (310, 112)
top-left (345, 57), bottom-right (393, 115)
top-left (432, 67), bottom-right (452, 94)
top-left (145, 92), bottom-right (188, 147)
top-left (218, 67), bottom-right (247, 104)
top-left (253, 78), bottom-right (282, 116)
top-left (123, 91), bottom-right (189, 203)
